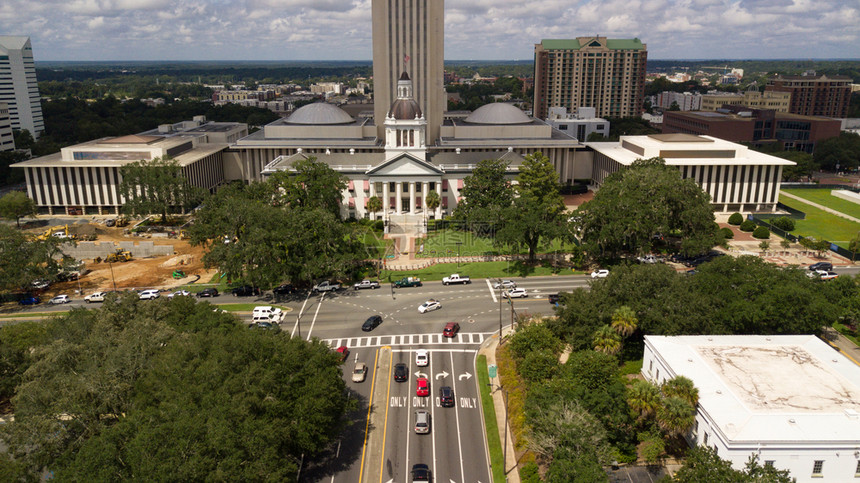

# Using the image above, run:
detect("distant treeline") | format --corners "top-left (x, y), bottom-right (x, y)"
top-left (647, 59), bottom-right (860, 82)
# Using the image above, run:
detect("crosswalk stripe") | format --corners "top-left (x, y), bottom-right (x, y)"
top-left (321, 332), bottom-right (491, 349)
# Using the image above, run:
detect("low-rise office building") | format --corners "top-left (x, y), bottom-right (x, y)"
top-left (700, 90), bottom-right (791, 112)
top-left (643, 335), bottom-right (860, 483)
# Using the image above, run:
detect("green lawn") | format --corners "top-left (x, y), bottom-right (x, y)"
top-left (477, 355), bottom-right (506, 483)
top-left (381, 260), bottom-right (583, 282)
top-left (777, 196), bottom-right (860, 249)
top-left (417, 229), bottom-right (577, 259)
top-left (782, 189), bottom-right (860, 220)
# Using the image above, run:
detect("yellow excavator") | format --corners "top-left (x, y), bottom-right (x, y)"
top-left (36, 225), bottom-right (76, 241)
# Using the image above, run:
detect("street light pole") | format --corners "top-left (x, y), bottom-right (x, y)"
top-left (497, 278), bottom-right (503, 341)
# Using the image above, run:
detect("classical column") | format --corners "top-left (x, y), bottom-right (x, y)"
top-left (422, 182), bottom-right (429, 213)
top-left (395, 182), bottom-right (403, 213)
top-left (436, 182), bottom-right (443, 218)
top-left (382, 181), bottom-right (390, 219)
top-left (409, 182), bottom-right (416, 214)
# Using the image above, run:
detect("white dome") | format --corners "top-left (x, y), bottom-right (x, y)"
top-left (464, 103), bottom-right (531, 125)
top-left (285, 103), bottom-right (354, 125)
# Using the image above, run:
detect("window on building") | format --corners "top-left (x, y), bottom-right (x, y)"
top-left (703, 432), bottom-right (709, 445)
top-left (765, 461), bottom-right (775, 468)
top-left (812, 460), bottom-right (824, 476)
top-left (855, 460), bottom-right (860, 476)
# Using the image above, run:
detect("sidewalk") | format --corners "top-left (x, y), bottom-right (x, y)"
top-left (478, 327), bottom-right (521, 483)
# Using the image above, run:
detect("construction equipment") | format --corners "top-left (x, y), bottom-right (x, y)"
top-left (105, 249), bottom-right (133, 263)
top-left (115, 216), bottom-right (130, 228)
top-left (36, 224), bottom-right (76, 241)
top-left (172, 270), bottom-right (186, 279)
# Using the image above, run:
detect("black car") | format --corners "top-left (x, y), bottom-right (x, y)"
top-left (809, 262), bottom-right (833, 271)
top-left (231, 285), bottom-right (260, 296)
top-left (394, 363), bottom-right (409, 382)
top-left (273, 283), bottom-right (295, 295)
top-left (197, 288), bottom-right (219, 298)
top-left (362, 315), bottom-right (383, 332)
top-left (411, 463), bottom-right (431, 482)
top-left (440, 386), bottom-right (454, 407)
top-left (548, 293), bottom-right (560, 305)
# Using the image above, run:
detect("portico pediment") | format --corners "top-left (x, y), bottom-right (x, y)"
top-left (366, 153), bottom-right (443, 176)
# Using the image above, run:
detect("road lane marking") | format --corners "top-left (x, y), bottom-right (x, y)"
top-left (430, 352), bottom-right (438, 483)
top-left (358, 347), bottom-right (383, 483)
top-left (486, 279), bottom-right (497, 303)
top-left (378, 349), bottom-right (394, 483)
top-left (449, 351), bottom-right (466, 483)
top-left (290, 290), bottom-right (314, 337)
top-left (304, 292), bottom-right (325, 340)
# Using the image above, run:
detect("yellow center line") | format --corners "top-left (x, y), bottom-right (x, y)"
top-left (378, 347), bottom-right (394, 483)
top-left (358, 347), bottom-right (383, 483)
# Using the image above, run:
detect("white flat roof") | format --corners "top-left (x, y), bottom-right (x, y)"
top-left (588, 135), bottom-right (795, 167)
top-left (646, 335), bottom-right (860, 444)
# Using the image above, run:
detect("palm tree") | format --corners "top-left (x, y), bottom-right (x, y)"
top-left (661, 376), bottom-right (699, 407)
top-left (425, 190), bottom-right (440, 219)
top-left (611, 305), bottom-right (638, 337)
top-left (656, 396), bottom-right (696, 438)
top-left (627, 379), bottom-right (661, 420)
top-left (592, 325), bottom-right (622, 355)
top-left (366, 196), bottom-right (382, 221)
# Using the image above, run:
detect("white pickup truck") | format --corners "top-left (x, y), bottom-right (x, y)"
top-left (442, 274), bottom-right (471, 285)
top-left (313, 281), bottom-right (341, 292)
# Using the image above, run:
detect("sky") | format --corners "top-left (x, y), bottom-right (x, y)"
top-left (1, 0), bottom-right (858, 61)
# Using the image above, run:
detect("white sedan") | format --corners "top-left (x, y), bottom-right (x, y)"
top-left (493, 280), bottom-right (517, 289)
top-left (591, 269), bottom-right (610, 279)
top-left (168, 290), bottom-right (191, 298)
top-left (415, 349), bottom-right (429, 367)
top-left (418, 299), bottom-right (442, 313)
top-left (50, 294), bottom-right (71, 304)
top-left (504, 288), bottom-right (529, 298)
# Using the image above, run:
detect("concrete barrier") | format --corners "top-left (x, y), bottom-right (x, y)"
top-left (60, 241), bottom-right (174, 260)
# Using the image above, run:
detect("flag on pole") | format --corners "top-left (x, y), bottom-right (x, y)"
top-left (404, 54), bottom-right (410, 65)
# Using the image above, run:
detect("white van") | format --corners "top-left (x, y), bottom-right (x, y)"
top-left (252, 306), bottom-right (283, 322)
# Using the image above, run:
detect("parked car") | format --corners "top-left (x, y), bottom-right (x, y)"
top-left (418, 299), bottom-right (442, 313)
top-left (411, 464), bottom-right (431, 482)
top-left (809, 262), bottom-right (833, 271)
top-left (590, 269), bottom-right (610, 279)
top-left (196, 288), bottom-right (219, 298)
top-left (493, 280), bottom-right (517, 289)
top-left (362, 315), bottom-right (383, 332)
top-left (336, 346), bottom-right (349, 362)
top-left (439, 386), bottom-right (455, 407)
top-left (354, 279), bottom-right (381, 290)
top-left (273, 283), bottom-right (295, 295)
top-left (637, 254), bottom-right (659, 264)
top-left (18, 296), bottom-right (40, 306)
top-left (105, 218), bottom-right (116, 227)
top-left (352, 362), bottom-right (368, 383)
top-left (504, 288), bottom-right (528, 298)
top-left (394, 363), bottom-right (409, 382)
top-left (416, 377), bottom-right (429, 396)
top-left (31, 279), bottom-right (50, 290)
top-left (414, 410), bottom-right (431, 434)
top-left (50, 294), bottom-right (71, 304)
top-left (84, 291), bottom-right (108, 303)
top-left (231, 285), bottom-right (260, 296)
top-left (415, 349), bottom-right (429, 367)
top-left (168, 290), bottom-right (190, 298)
top-left (313, 281), bottom-right (341, 292)
top-left (442, 322), bottom-right (460, 338)
top-left (249, 321), bottom-right (275, 330)
top-left (139, 289), bottom-right (160, 300)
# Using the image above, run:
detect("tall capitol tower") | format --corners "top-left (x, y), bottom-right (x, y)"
top-left (372, 0), bottom-right (444, 143)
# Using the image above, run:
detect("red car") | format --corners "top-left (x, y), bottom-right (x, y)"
top-left (416, 377), bottom-right (429, 397)
top-left (336, 346), bottom-right (349, 362)
top-left (443, 322), bottom-right (460, 338)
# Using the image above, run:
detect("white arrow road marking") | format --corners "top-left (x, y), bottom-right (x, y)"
top-left (435, 371), bottom-right (449, 380)
top-left (415, 371), bottom-right (428, 379)
top-left (458, 372), bottom-right (472, 381)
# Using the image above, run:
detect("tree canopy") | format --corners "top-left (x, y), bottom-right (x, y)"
top-left (452, 158), bottom-right (513, 230)
top-left (0, 191), bottom-right (37, 228)
top-left (0, 294), bottom-right (351, 481)
top-left (267, 157), bottom-right (348, 220)
top-left (674, 446), bottom-right (793, 483)
top-left (575, 157), bottom-right (716, 258)
top-left (119, 156), bottom-right (204, 221)
top-left (0, 224), bottom-right (69, 291)
top-left (813, 132), bottom-right (860, 171)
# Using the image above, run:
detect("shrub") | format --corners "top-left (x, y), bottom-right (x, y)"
top-left (719, 227), bottom-right (734, 239)
top-left (517, 349), bottom-right (559, 383)
top-left (727, 212), bottom-right (743, 225)
top-left (739, 220), bottom-right (756, 232)
top-left (753, 226), bottom-right (770, 239)
top-left (519, 462), bottom-right (541, 483)
top-left (770, 217), bottom-right (795, 231)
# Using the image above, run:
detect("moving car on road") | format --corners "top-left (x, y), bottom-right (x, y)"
top-left (808, 270), bottom-right (838, 281)
top-left (168, 290), bottom-right (190, 298)
top-left (394, 363), bottom-right (409, 382)
top-left (352, 362), bottom-right (367, 383)
top-left (439, 386), bottom-right (455, 407)
top-left (442, 322), bottom-right (460, 338)
top-left (414, 410), bottom-right (431, 434)
top-left (548, 293), bottom-right (560, 305)
top-left (493, 279), bottom-right (516, 289)
top-left (353, 279), bottom-right (381, 290)
top-left (196, 288), bottom-right (219, 298)
top-left (504, 288), bottom-right (528, 298)
top-left (84, 291), bottom-right (107, 303)
top-left (809, 262), bottom-right (833, 271)
top-left (411, 464), bottom-right (431, 482)
top-left (50, 295), bottom-right (71, 304)
top-left (313, 280), bottom-right (341, 292)
top-left (253, 306), bottom-right (283, 322)
top-left (416, 377), bottom-right (429, 396)
top-left (336, 346), bottom-right (349, 362)
top-left (393, 276), bottom-right (422, 288)
top-left (362, 315), bottom-right (383, 332)
top-left (591, 269), bottom-right (609, 279)
top-left (415, 349), bottom-right (429, 367)
top-left (442, 273), bottom-right (470, 285)
top-left (418, 299), bottom-right (442, 313)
